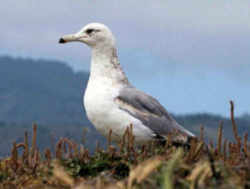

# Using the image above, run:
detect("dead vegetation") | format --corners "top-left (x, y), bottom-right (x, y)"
top-left (0, 101), bottom-right (250, 189)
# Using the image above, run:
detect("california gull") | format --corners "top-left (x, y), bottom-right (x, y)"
top-left (59, 23), bottom-right (195, 144)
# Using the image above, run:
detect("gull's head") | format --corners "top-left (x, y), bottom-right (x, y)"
top-left (59, 23), bottom-right (115, 48)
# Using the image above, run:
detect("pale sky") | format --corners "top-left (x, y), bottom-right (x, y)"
top-left (1, 0), bottom-right (250, 116)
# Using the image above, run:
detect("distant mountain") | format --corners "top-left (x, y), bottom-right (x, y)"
top-left (0, 56), bottom-right (249, 156)
top-left (176, 113), bottom-right (250, 142)
top-left (0, 56), bottom-right (89, 125)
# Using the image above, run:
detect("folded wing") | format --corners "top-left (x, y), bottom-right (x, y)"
top-left (115, 87), bottom-right (195, 142)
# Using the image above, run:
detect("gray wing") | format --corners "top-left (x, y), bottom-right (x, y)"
top-left (115, 87), bottom-right (195, 141)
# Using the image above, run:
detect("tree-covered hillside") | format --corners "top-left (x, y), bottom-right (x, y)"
top-left (0, 56), bottom-right (89, 125)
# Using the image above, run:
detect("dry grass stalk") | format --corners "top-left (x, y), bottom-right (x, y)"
top-left (228, 142), bottom-right (238, 165)
top-left (95, 141), bottom-right (100, 153)
top-left (79, 144), bottom-right (85, 161)
top-left (230, 101), bottom-right (239, 142)
top-left (187, 161), bottom-right (212, 189)
top-left (16, 143), bottom-right (25, 149)
top-left (207, 149), bottom-right (219, 179)
top-left (192, 142), bottom-right (204, 161)
top-left (108, 129), bottom-right (112, 147)
top-left (228, 142), bottom-right (233, 155)
top-left (199, 125), bottom-right (204, 141)
top-left (217, 121), bottom-right (223, 156)
top-left (23, 131), bottom-right (29, 165)
top-left (187, 139), bottom-right (197, 161)
top-left (243, 133), bottom-right (248, 157)
top-left (141, 145), bottom-right (146, 160)
top-left (73, 141), bottom-right (79, 158)
top-left (128, 156), bottom-right (162, 189)
top-left (125, 125), bottom-right (133, 152)
top-left (84, 149), bottom-right (90, 161)
top-left (128, 124), bottom-right (137, 161)
top-left (166, 133), bottom-right (173, 148)
top-left (44, 148), bottom-right (51, 167)
top-left (53, 161), bottom-right (74, 187)
top-left (11, 141), bottom-right (18, 171)
top-left (63, 138), bottom-right (74, 158)
top-left (223, 139), bottom-right (227, 161)
top-left (119, 128), bottom-right (128, 154)
top-left (54, 137), bottom-right (79, 159)
top-left (31, 149), bottom-right (40, 173)
top-left (55, 138), bottom-right (63, 159)
top-left (126, 127), bottom-right (131, 154)
top-left (109, 145), bottom-right (116, 159)
top-left (82, 127), bottom-right (88, 145)
top-left (236, 137), bottom-right (242, 154)
top-left (31, 123), bottom-right (37, 157)
top-left (129, 124), bottom-right (135, 150)
top-left (16, 142), bottom-right (26, 167)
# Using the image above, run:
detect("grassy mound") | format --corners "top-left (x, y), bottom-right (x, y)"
top-left (0, 101), bottom-right (249, 189)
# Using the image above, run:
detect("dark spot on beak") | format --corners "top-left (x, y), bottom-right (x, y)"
top-left (59, 38), bottom-right (66, 44)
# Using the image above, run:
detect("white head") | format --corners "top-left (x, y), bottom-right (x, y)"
top-left (59, 23), bottom-right (116, 49)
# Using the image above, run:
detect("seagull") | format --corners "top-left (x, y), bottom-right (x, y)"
top-left (59, 23), bottom-right (195, 144)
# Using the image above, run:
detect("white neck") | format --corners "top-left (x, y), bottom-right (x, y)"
top-left (89, 46), bottom-right (129, 86)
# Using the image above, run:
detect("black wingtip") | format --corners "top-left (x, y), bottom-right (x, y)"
top-left (59, 38), bottom-right (66, 44)
top-left (154, 134), bottom-right (198, 149)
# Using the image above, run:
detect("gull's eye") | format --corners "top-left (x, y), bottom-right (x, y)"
top-left (86, 29), bottom-right (94, 35)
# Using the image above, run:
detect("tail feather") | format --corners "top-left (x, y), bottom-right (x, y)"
top-left (154, 131), bottom-right (197, 149)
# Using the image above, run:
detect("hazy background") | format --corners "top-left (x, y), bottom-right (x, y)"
top-left (1, 0), bottom-right (250, 116)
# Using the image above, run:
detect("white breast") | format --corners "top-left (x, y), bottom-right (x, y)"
top-left (84, 77), bottom-right (154, 143)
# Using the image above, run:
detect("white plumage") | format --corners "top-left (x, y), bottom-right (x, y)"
top-left (59, 23), bottom-right (195, 144)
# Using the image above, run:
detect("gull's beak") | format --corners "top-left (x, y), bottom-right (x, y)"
top-left (58, 34), bottom-right (78, 44)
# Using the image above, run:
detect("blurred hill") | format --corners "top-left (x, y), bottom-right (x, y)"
top-left (0, 56), bottom-right (89, 125)
top-left (0, 56), bottom-right (249, 156)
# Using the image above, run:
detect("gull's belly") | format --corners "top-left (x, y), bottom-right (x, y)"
top-left (84, 84), bottom-right (153, 143)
